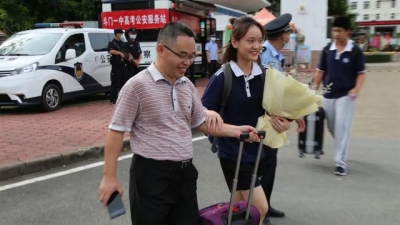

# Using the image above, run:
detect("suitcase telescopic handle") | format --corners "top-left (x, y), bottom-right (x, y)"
top-left (257, 130), bottom-right (266, 138)
top-left (239, 133), bottom-right (250, 141)
top-left (239, 131), bottom-right (265, 141)
top-left (228, 130), bottom-right (266, 225)
top-left (245, 130), bottom-right (266, 220)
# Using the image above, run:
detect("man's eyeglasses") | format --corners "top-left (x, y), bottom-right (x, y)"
top-left (163, 45), bottom-right (196, 61)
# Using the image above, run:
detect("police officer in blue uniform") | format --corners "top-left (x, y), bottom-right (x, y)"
top-left (260, 13), bottom-right (306, 225)
top-left (107, 28), bottom-right (127, 104)
top-left (260, 13), bottom-right (292, 71)
top-left (124, 28), bottom-right (142, 85)
top-left (205, 34), bottom-right (220, 78)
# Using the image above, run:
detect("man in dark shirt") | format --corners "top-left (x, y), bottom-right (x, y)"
top-left (107, 28), bottom-right (127, 104)
top-left (124, 28), bottom-right (142, 84)
top-left (313, 16), bottom-right (366, 176)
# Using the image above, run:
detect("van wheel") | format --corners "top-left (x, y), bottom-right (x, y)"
top-left (42, 84), bottom-right (62, 112)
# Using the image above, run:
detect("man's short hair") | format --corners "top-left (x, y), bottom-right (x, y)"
top-left (157, 22), bottom-right (196, 46)
top-left (332, 16), bottom-right (351, 30)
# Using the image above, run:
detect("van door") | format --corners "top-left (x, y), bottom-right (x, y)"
top-left (55, 33), bottom-right (91, 94)
top-left (87, 32), bottom-right (113, 89)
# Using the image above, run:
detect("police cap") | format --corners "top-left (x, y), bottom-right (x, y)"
top-left (114, 29), bottom-right (123, 34)
top-left (263, 13), bottom-right (292, 35)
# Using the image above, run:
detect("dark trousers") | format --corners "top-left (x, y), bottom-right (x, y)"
top-left (129, 155), bottom-right (199, 225)
top-left (261, 146), bottom-right (278, 215)
top-left (208, 60), bottom-right (220, 78)
top-left (188, 63), bottom-right (196, 86)
top-left (126, 64), bottom-right (140, 85)
top-left (110, 65), bottom-right (125, 103)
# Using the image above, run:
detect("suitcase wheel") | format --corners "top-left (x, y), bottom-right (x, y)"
top-left (314, 151), bottom-right (321, 159)
top-left (298, 150), bottom-right (305, 158)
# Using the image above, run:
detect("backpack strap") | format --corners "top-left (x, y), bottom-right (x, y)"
top-left (323, 42), bottom-right (333, 70)
top-left (210, 62), bottom-right (232, 153)
top-left (221, 62), bottom-right (233, 111)
top-left (324, 42), bottom-right (332, 55)
top-left (351, 44), bottom-right (360, 72)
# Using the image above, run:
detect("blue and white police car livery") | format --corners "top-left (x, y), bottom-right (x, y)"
top-left (0, 23), bottom-right (118, 111)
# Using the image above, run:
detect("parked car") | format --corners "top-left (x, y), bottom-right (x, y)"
top-left (0, 23), bottom-right (117, 111)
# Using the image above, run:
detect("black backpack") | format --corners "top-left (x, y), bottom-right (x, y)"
top-left (210, 62), bottom-right (266, 153)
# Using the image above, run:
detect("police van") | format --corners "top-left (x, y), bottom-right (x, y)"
top-left (0, 22), bottom-right (118, 112)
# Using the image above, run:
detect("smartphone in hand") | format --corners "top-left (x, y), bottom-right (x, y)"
top-left (107, 191), bottom-right (126, 219)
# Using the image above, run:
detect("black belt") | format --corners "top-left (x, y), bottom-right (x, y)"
top-left (134, 154), bottom-right (192, 169)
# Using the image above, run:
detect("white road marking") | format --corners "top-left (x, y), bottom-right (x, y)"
top-left (0, 136), bottom-right (208, 192)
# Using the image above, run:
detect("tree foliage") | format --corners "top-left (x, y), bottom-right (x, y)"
top-left (0, 0), bottom-right (102, 35)
top-left (266, 0), bottom-right (281, 16)
top-left (328, 0), bottom-right (349, 16)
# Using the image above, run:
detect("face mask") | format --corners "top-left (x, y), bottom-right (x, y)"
top-left (130, 35), bottom-right (137, 39)
top-left (282, 34), bottom-right (289, 47)
top-left (211, 38), bottom-right (216, 42)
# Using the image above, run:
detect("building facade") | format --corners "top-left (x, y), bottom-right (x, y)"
top-left (348, 0), bottom-right (400, 36)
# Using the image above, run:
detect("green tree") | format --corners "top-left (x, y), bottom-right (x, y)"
top-left (328, 0), bottom-right (358, 30)
top-left (266, 0), bottom-right (281, 16)
top-left (328, 0), bottom-right (348, 16)
top-left (77, 0), bottom-right (103, 21)
top-left (0, 0), bottom-right (102, 35)
top-left (0, 0), bottom-right (34, 35)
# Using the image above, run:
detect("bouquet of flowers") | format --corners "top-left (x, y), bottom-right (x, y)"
top-left (255, 66), bottom-right (327, 149)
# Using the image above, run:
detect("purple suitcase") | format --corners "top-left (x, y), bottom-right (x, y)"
top-left (198, 131), bottom-right (266, 225)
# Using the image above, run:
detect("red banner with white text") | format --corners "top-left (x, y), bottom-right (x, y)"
top-left (170, 10), bottom-right (201, 34)
top-left (101, 9), bottom-right (201, 33)
top-left (100, 9), bottom-right (170, 30)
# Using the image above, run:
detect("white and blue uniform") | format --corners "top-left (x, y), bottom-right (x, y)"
top-left (205, 39), bottom-right (220, 78)
top-left (318, 40), bottom-right (366, 170)
top-left (260, 41), bottom-right (284, 72)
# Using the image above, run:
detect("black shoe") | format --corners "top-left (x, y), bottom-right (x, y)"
top-left (334, 166), bottom-right (347, 176)
top-left (263, 217), bottom-right (274, 225)
top-left (269, 206), bottom-right (285, 217)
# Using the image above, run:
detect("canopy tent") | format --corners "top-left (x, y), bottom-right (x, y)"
top-left (253, 9), bottom-right (299, 32)
top-left (252, 8), bottom-right (275, 26)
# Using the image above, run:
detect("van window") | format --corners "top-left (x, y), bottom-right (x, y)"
top-left (107, 33), bottom-right (115, 42)
top-left (0, 33), bottom-right (61, 56)
top-left (88, 33), bottom-right (111, 52)
top-left (55, 33), bottom-right (86, 63)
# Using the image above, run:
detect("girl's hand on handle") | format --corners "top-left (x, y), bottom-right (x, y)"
top-left (235, 126), bottom-right (261, 143)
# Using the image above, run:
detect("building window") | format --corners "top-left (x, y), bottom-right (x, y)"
top-left (376, 0), bottom-right (381, 8)
top-left (376, 14), bottom-right (380, 20)
top-left (364, 1), bottom-right (370, 9)
top-left (351, 2), bottom-right (357, 9)
top-left (392, 0), bottom-right (396, 7)
top-left (391, 13), bottom-right (395, 19)
top-left (363, 14), bottom-right (369, 20)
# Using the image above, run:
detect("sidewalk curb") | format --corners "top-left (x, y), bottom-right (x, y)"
top-left (367, 70), bottom-right (400, 72)
top-left (366, 64), bottom-right (400, 72)
top-left (0, 140), bottom-right (131, 181)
